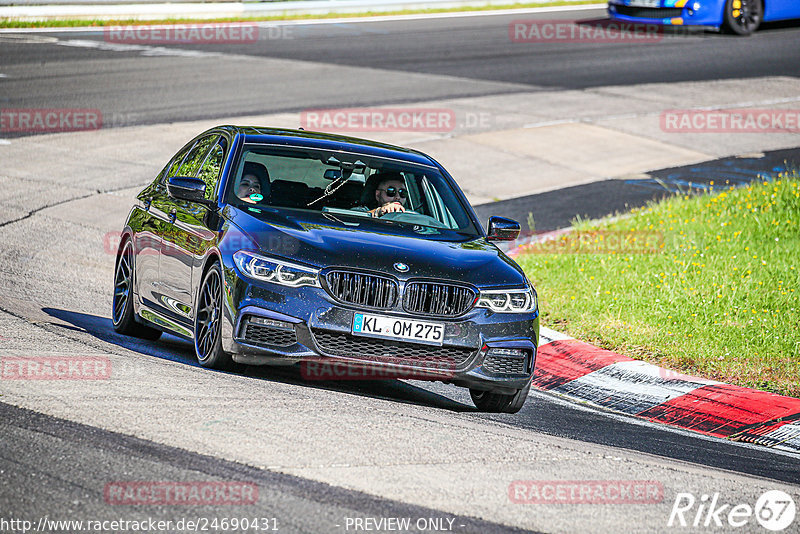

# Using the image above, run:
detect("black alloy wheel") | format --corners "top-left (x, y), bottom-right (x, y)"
top-left (194, 262), bottom-right (234, 369)
top-left (470, 379), bottom-right (532, 414)
top-left (112, 239), bottom-right (161, 340)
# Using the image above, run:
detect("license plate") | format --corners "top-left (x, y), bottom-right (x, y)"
top-left (352, 312), bottom-right (444, 346)
top-left (626, 0), bottom-right (660, 7)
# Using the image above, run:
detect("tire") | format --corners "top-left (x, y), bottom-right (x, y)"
top-left (723, 0), bottom-right (762, 36)
top-left (194, 262), bottom-right (235, 370)
top-left (112, 239), bottom-right (162, 340)
top-left (470, 379), bottom-right (532, 414)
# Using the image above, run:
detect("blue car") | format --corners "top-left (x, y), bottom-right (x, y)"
top-left (608, 0), bottom-right (800, 35)
top-left (112, 126), bottom-right (540, 413)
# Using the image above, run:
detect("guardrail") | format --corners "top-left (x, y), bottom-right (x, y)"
top-left (0, 0), bottom-right (591, 8)
top-left (0, 0), bottom-right (601, 23)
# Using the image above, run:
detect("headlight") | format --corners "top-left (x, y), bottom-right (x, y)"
top-left (233, 251), bottom-right (320, 288)
top-left (476, 287), bottom-right (537, 313)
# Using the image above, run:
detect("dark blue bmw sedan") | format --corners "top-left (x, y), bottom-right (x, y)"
top-left (112, 126), bottom-right (539, 413)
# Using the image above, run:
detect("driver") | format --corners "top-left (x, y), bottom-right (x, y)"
top-left (237, 162), bottom-right (270, 204)
top-left (367, 172), bottom-right (408, 217)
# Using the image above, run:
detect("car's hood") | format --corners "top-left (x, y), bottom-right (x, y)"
top-left (227, 207), bottom-right (526, 288)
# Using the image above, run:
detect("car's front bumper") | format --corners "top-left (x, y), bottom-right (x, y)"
top-left (607, 1), bottom-right (723, 28)
top-left (221, 278), bottom-right (539, 394)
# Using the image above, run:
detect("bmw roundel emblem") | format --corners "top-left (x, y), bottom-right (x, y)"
top-left (394, 262), bottom-right (409, 273)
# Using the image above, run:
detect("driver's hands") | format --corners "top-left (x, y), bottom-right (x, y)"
top-left (372, 202), bottom-right (406, 217)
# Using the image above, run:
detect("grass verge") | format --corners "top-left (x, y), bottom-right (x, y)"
top-left (0, 1), bottom-right (602, 28)
top-left (517, 172), bottom-right (800, 398)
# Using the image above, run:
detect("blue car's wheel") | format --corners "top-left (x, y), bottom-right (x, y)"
top-left (112, 239), bottom-right (161, 340)
top-left (470, 379), bottom-right (532, 414)
top-left (194, 262), bottom-right (234, 370)
top-left (724, 0), bottom-right (762, 35)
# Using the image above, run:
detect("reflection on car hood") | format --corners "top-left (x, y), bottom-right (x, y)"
top-left (228, 207), bottom-right (526, 288)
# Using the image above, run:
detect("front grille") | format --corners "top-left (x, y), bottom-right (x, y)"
top-left (325, 270), bottom-right (398, 309)
top-left (241, 322), bottom-right (297, 347)
top-left (312, 329), bottom-right (475, 369)
top-left (613, 6), bottom-right (683, 18)
top-left (483, 354), bottom-right (527, 375)
top-left (403, 281), bottom-right (476, 317)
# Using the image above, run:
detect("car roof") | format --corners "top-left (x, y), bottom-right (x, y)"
top-left (213, 125), bottom-right (438, 167)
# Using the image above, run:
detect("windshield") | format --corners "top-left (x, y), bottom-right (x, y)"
top-left (226, 144), bottom-right (480, 237)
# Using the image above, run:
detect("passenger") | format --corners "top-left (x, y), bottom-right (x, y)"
top-left (237, 162), bottom-right (270, 204)
top-left (359, 171), bottom-right (408, 217)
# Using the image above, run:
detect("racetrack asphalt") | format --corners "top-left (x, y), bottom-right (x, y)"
top-left (0, 402), bottom-right (533, 534)
top-left (1, 8), bottom-right (799, 129)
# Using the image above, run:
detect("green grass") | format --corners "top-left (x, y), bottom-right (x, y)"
top-left (0, 1), bottom-right (600, 28)
top-left (517, 172), bottom-right (800, 398)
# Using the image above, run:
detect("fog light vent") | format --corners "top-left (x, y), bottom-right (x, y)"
top-left (250, 316), bottom-right (293, 329)
top-left (242, 316), bottom-right (297, 347)
top-left (483, 348), bottom-right (528, 375)
top-left (487, 348), bottom-right (525, 358)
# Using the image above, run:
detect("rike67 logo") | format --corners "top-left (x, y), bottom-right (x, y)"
top-left (668, 490), bottom-right (796, 531)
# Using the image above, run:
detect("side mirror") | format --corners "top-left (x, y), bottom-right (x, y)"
top-left (486, 216), bottom-right (521, 241)
top-left (167, 176), bottom-right (210, 204)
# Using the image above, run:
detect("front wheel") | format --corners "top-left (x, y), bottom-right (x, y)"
top-left (194, 262), bottom-right (235, 370)
top-left (470, 380), bottom-right (532, 414)
top-left (723, 0), bottom-right (762, 36)
top-left (112, 239), bottom-right (161, 340)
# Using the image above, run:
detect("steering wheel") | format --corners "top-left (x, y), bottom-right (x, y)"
top-left (379, 210), bottom-right (448, 230)
top-left (379, 209), bottom-right (419, 218)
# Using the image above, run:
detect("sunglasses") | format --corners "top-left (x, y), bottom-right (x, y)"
top-left (381, 187), bottom-right (407, 199)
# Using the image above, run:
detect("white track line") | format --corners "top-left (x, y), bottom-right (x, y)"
top-left (539, 325), bottom-right (572, 345)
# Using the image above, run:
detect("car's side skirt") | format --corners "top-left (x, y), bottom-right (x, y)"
top-left (138, 305), bottom-right (194, 339)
